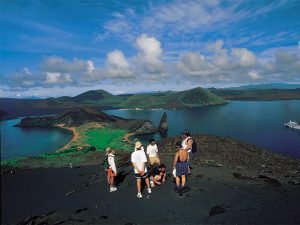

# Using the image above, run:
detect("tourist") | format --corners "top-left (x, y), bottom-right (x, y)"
top-left (106, 147), bottom-right (117, 192)
top-left (149, 164), bottom-right (166, 187)
top-left (181, 130), bottom-right (193, 175)
top-left (173, 141), bottom-right (189, 192)
top-left (146, 139), bottom-right (161, 167)
top-left (131, 141), bottom-right (152, 198)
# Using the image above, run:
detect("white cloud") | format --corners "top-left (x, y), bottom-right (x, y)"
top-left (248, 70), bottom-right (261, 80)
top-left (231, 48), bottom-right (256, 67)
top-left (87, 60), bottom-right (95, 73)
top-left (45, 72), bottom-right (73, 84)
top-left (23, 67), bottom-right (32, 75)
top-left (42, 56), bottom-right (88, 73)
top-left (2, 36), bottom-right (300, 95)
top-left (177, 52), bottom-right (214, 76)
top-left (106, 50), bottom-right (134, 78)
top-left (135, 34), bottom-right (165, 75)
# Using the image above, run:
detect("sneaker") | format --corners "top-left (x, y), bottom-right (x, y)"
top-left (150, 181), bottom-right (155, 187)
top-left (137, 192), bottom-right (142, 198)
top-left (147, 188), bottom-right (152, 194)
top-left (110, 187), bottom-right (117, 192)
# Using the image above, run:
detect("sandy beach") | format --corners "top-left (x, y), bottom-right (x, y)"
top-left (55, 124), bottom-right (80, 150)
top-left (2, 135), bottom-right (300, 225)
top-left (123, 132), bottom-right (136, 143)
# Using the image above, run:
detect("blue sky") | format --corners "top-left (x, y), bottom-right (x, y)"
top-left (0, 0), bottom-right (299, 98)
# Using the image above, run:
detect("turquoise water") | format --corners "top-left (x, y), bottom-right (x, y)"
top-left (1, 101), bottom-right (300, 160)
top-left (0, 119), bottom-right (72, 160)
top-left (105, 101), bottom-right (300, 158)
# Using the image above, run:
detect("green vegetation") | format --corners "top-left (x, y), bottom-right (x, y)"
top-left (179, 87), bottom-right (226, 106)
top-left (120, 87), bottom-right (227, 109)
top-left (1, 127), bottom-right (133, 168)
top-left (85, 127), bottom-right (132, 151)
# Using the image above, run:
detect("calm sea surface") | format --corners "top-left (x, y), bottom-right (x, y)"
top-left (105, 101), bottom-right (300, 158)
top-left (1, 119), bottom-right (72, 160)
top-left (1, 101), bottom-right (300, 160)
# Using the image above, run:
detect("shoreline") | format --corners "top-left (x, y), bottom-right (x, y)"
top-left (54, 124), bottom-right (79, 150)
top-left (123, 132), bottom-right (136, 143)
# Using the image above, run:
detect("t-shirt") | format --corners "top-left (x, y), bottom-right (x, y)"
top-left (107, 153), bottom-right (117, 174)
top-left (182, 137), bottom-right (192, 153)
top-left (147, 144), bottom-right (158, 157)
top-left (131, 150), bottom-right (148, 173)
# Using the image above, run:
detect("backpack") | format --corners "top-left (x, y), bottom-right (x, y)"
top-left (187, 137), bottom-right (197, 154)
top-left (101, 157), bottom-right (109, 170)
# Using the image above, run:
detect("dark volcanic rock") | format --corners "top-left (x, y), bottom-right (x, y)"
top-left (135, 120), bottom-right (156, 134)
top-left (157, 135), bottom-right (300, 179)
top-left (209, 205), bottom-right (226, 217)
top-left (16, 107), bottom-right (115, 127)
top-left (53, 107), bottom-right (115, 126)
top-left (158, 112), bottom-right (168, 131)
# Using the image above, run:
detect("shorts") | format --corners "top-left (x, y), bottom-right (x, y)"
top-left (149, 156), bottom-right (160, 165)
top-left (107, 168), bottom-right (117, 177)
top-left (176, 161), bottom-right (188, 176)
top-left (134, 172), bottom-right (149, 179)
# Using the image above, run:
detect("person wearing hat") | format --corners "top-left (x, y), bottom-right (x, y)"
top-left (131, 141), bottom-right (152, 198)
top-left (106, 147), bottom-right (117, 192)
top-left (181, 130), bottom-right (193, 175)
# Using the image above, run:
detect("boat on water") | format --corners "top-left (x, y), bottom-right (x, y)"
top-left (284, 120), bottom-right (300, 130)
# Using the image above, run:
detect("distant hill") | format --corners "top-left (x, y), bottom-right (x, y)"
top-left (0, 87), bottom-right (226, 117)
top-left (178, 87), bottom-right (226, 106)
top-left (210, 88), bottom-right (300, 100)
top-left (224, 83), bottom-right (300, 90)
top-left (72, 90), bottom-right (122, 104)
top-left (120, 87), bottom-right (226, 108)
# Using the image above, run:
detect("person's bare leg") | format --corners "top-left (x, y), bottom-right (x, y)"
top-left (182, 175), bottom-right (186, 188)
top-left (145, 177), bottom-right (150, 188)
top-left (137, 179), bottom-right (141, 193)
top-left (175, 176), bottom-right (180, 189)
top-left (111, 176), bottom-right (115, 187)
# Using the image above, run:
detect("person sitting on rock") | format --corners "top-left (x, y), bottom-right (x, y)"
top-left (173, 141), bottom-right (189, 192)
top-left (149, 164), bottom-right (166, 187)
top-left (106, 147), bottom-right (117, 192)
top-left (131, 141), bottom-right (152, 198)
top-left (146, 139), bottom-right (161, 167)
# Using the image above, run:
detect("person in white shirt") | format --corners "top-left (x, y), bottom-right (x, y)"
top-left (131, 141), bottom-right (151, 198)
top-left (146, 139), bottom-right (161, 167)
top-left (106, 147), bottom-right (117, 192)
top-left (181, 130), bottom-right (193, 176)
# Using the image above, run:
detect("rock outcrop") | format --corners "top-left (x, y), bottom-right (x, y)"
top-left (16, 107), bottom-right (156, 134)
top-left (16, 107), bottom-right (116, 127)
top-left (158, 112), bottom-right (168, 131)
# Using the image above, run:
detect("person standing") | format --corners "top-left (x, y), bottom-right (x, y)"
top-left (173, 141), bottom-right (189, 192)
top-left (106, 147), bottom-right (117, 192)
top-left (181, 130), bottom-right (193, 175)
top-left (146, 139), bottom-right (161, 167)
top-left (131, 141), bottom-right (152, 198)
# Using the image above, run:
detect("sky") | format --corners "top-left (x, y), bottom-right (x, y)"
top-left (0, 0), bottom-right (300, 98)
